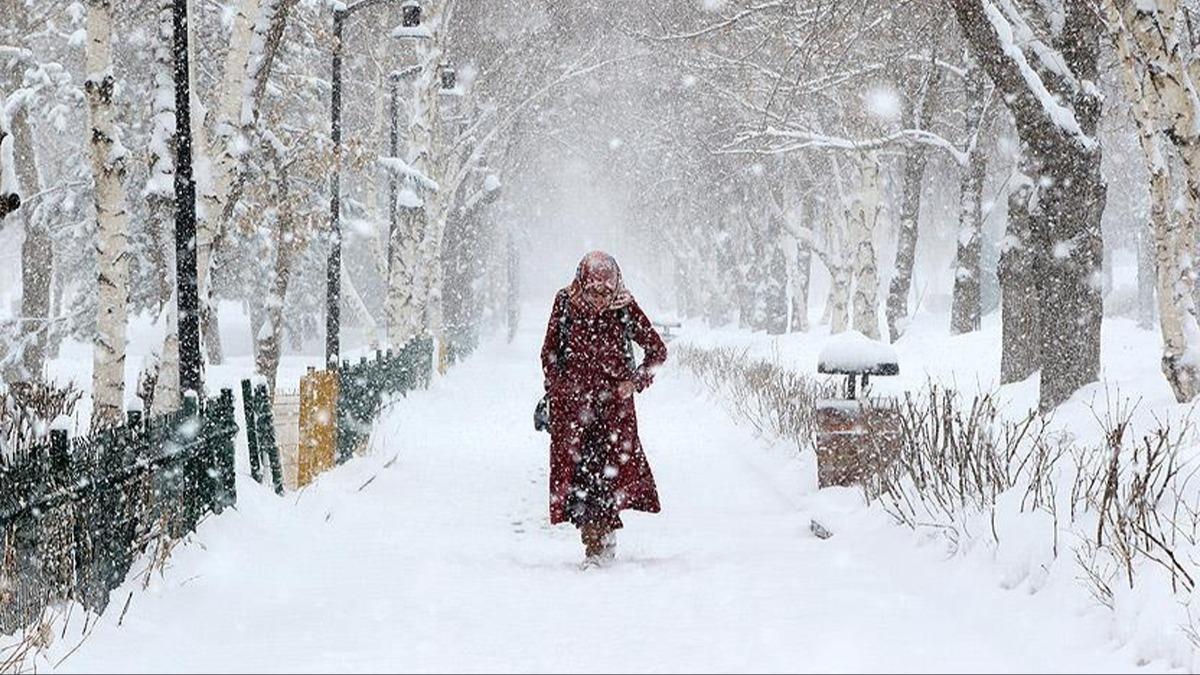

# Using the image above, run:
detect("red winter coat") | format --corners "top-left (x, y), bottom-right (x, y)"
top-left (540, 289), bottom-right (668, 525)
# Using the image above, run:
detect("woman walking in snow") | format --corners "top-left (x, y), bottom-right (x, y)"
top-left (540, 251), bottom-right (668, 567)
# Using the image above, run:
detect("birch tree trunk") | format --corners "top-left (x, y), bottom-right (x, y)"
top-left (144, 0), bottom-right (176, 312)
top-left (791, 240), bottom-right (811, 333)
top-left (851, 154), bottom-right (881, 340)
top-left (391, 0), bottom-right (448, 352)
top-left (85, 0), bottom-right (131, 429)
top-left (148, 0), bottom-right (180, 413)
top-left (1104, 0), bottom-right (1200, 401)
top-left (12, 104), bottom-right (50, 381)
top-left (1137, 224), bottom-right (1156, 330)
top-left (254, 140), bottom-right (298, 395)
top-left (0, 119), bottom-right (15, 222)
top-left (764, 216), bottom-right (790, 335)
top-left (388, 206), bottom-right (427, 346)
top-left (194, 0), bottom-right (261, 365)
top-left (152, 295), bottom-right (180, 414)
top-left (829, 263), bottom-right (851, 334)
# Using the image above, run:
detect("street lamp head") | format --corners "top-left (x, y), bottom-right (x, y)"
top-left (401, 0), bottom-right (421, 27)
top-left (440, 62), bottom-right (456, 91)
top-left (392, 3), bottom-right (432, 42)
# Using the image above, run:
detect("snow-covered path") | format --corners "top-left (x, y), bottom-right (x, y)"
top-left (50, 328), bottom-right (1143, 673)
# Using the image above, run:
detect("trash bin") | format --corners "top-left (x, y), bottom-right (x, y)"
top-left (814, 331), bottom-right (901, 488)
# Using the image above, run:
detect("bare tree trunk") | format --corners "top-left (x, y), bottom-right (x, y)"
top-left (886, 144), bottom-right (927, 343)
top-left (950, 67), bottom-right (989, 335)
top-left (85, 0), bottom-right (131, 429)
top-left (951, 0), bottom-right (1106, 411)
top-left (1000, 165), bottom-right (1039, 384)
top-left (791, 240), bottom-right (811, 333)
top-left (10, 106), bottom-right (50, 381)
top-left (886, 63), bottom-right (941, 343)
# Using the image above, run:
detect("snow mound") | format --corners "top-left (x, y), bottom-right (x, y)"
top-left (817, 330), bottom-right (899, 375)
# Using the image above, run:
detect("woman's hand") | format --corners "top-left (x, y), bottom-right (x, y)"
top-left (617, 381), bottom-right (636, 399)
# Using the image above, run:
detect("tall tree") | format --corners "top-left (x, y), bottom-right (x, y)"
top-left (1103, 0), bottom-right (1200, 402)
top-left (85, 0), bottom-right (131, 428)
top-left (886, 60), bottom-right (944, 342)
top-left (949, 0), bottom-right (1106, 411)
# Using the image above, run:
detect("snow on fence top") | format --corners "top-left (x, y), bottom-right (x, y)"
top-left (817, 330), bottom-right (899, 376)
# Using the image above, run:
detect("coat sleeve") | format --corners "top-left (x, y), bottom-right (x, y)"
top-left (627, 299), bottom-right (667, 392)
top-left (540, 290), bottom-right (567, 392)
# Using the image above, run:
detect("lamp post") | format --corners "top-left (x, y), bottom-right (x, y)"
top-left (327, 0), bottom-right (424, 367)
top-left (174, 0), bottom-right (202, 397)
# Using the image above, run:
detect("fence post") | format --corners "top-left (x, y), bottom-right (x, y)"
top-left (241, 379), bottom-right (262, 483)
top-left (49, 428), bottom-right (69, 472)
top-left (214, 389), bottom-right (237, 511)
top-left (336, 362), bottom-right (353, 464)
top-left (179, 391), bottom-right (201, 535)
top-left (254, 384), bottom-right (285, 495)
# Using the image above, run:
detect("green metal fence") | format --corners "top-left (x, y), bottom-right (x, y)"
top-left (336, 337), bottom-right (433, 463)
top-left (0, 389), bottom-right (238, 634)
top-left (241, 379), bottom-right (285, 495)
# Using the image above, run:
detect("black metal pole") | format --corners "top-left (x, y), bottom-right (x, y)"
top-left (387, 71), bottom-right (400, 281)
top-left (326, 9), bottom-right (345, 368)
top-left (174, 0), bottom-right (202, 397)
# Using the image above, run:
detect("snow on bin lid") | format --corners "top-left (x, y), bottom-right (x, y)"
top-left (817, 330), bottom-right (899, 376)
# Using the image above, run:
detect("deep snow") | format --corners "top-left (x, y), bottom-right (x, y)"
top-left (26, 318), bottom-right (1160, 673)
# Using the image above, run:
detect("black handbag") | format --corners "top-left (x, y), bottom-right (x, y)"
top-left (535, 293), bottom-right (572, 434)
top-left (534, 394), bottom-right (551, 432)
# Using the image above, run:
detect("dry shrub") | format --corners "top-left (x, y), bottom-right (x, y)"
top-left (0, 382), bottom-right (82, 458)
top-left (873, 385), bottom-right (1064, 547)
top-left (679, 341), bottom-right (1200, 647)
top-left (676, 344), bottom-right (834, 448)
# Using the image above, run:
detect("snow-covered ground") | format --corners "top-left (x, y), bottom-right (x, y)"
top-left (30, 315), bottom-right (1162, 673)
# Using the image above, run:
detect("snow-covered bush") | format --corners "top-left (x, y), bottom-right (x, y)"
top-left (675, 344), bottom-right (835, 449)
top-left (680, 341), bottom-right (1200, 664)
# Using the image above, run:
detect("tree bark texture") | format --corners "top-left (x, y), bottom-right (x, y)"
top-left (86, 0), bottom-right (131, 429)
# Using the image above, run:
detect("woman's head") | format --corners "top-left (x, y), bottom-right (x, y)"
top-left (577, 251), bottom-right (620, 309)
top-left (570, 251), bottom-right (632, 313)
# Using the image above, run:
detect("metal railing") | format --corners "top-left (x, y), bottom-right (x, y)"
top-left (0, 390), bottom-right (238, 633)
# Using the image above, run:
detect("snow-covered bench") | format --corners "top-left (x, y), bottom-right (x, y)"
top-left (652, 320), bottom-right (681, 342)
